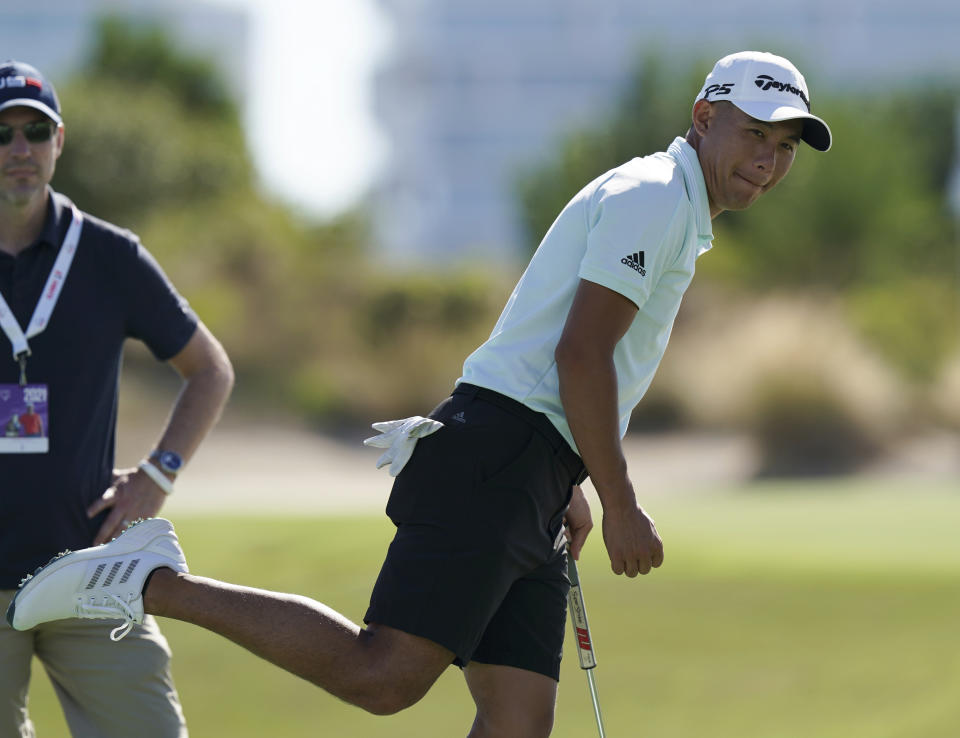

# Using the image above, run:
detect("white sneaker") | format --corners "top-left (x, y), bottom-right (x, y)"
top-left (5, 518), bottom-right (188, 641)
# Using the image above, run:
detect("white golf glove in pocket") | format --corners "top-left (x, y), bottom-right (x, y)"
top-left (363, 415), bottom-right (444, 476)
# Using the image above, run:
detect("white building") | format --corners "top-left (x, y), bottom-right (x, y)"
top-left (372, 0), bottom-right (960, 263)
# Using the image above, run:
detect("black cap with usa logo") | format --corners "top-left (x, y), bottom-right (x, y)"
top-left (0, 60), bottom-right (62, 125)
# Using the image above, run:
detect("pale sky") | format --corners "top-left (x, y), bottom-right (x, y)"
top-left (205, 0), bottom-right (391, 217)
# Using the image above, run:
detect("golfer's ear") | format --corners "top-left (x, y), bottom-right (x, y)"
top-left (691, 99), bottom-right (713, 137)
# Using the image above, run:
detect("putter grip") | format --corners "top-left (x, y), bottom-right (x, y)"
top-left (567, 556), bottom-right (598, 670)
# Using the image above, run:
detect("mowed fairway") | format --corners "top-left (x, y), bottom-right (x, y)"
top-left (26, 478), bottom-right (960, 737)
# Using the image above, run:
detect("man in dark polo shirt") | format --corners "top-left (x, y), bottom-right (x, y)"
top-left (0, 60), bottom-right (235, 737)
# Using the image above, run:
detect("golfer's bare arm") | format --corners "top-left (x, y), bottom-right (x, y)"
top-left (555, 280), bottom-right (635, 507)
top-left (555, 279), bottom-right (663, 577)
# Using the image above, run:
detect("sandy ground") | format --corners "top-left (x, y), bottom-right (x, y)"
top-left (115, 410), bottom-right (958, 516)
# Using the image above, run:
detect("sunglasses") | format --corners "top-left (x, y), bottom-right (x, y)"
top-left (0, 120), bottom-right (58, 146)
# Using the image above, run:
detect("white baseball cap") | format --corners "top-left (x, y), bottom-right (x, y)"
top-left (694, 51), bottom-right (831, 152)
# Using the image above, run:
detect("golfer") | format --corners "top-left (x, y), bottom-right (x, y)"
top-left (8, 51), bottom-right (830, 738)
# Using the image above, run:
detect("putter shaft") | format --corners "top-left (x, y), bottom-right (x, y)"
top-left (567, 552), bottom-right (607, 738)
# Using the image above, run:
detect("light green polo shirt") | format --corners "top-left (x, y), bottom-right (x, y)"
top-left (458, 137), bottom-right (714, 454)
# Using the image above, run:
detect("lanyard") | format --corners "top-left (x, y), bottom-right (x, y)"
top-left (0, 204), bottom-right (83, 380)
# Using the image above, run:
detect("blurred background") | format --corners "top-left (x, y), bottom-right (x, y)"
top-left (5, 1), bottom-right (960, 736)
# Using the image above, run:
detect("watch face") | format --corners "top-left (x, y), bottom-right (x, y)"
top-left (158, 451), bottom-right (183, 473)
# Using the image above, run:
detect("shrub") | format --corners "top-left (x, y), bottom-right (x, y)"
top-left (653, 290), bottom-right (909, 475)
top-left (748, 372), bottom-right (884, 477)
top-left (931, 353), bottom-right (960, 428)
top-left (846, 278), bottom-right (959, 384)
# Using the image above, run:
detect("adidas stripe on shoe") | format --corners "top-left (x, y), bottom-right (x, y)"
top-left (5, 518), bottom-right (188, 641)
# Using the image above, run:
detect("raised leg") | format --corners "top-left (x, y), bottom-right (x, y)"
top-left (145, 569), bottom-right (453, 715)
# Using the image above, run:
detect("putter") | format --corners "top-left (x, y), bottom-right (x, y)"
top-left (567, 549), bottom-right (607, 738)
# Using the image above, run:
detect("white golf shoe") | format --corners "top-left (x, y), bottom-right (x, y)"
top-left (5, 518), bottom-right (188, 641)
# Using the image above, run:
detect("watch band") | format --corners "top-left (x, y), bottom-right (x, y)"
top-left (139, 460), bottom-right (175, 495)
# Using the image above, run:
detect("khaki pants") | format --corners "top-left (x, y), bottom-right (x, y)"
top-left (0, 590), bottom-right (187, 738)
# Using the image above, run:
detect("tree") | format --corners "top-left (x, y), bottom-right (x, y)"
top-left (52, 15), bottom-right (253, 228)
top-left (87, 15), bottom-right (238, 121)
top-left (516, 52), bottom-right (707, 253)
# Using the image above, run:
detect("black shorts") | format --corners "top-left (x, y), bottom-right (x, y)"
top-left (363, 383), bottom-right (586, 680)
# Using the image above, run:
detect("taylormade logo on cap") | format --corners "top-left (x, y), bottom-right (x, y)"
top-left (695, 51), bottom-right (832, 152)
top-left (753, 74), bottom-right (810, 110)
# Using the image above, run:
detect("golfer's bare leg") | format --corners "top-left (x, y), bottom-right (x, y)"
top-left (464, 662), bottom-right (558, 738)
top-left (144, 569), bottom-right (452, 715)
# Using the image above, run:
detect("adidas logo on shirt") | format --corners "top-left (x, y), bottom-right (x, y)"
top-left (452, 411), bottom-right (466, 423)
top-left (621, 251), bottom-right (646, 276)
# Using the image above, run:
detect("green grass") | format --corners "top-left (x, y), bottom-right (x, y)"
top-left (26, 478), bottom-right (960, 737)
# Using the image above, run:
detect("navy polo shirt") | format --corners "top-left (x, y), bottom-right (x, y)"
top-left (0, 189), bottom-right (197, 588)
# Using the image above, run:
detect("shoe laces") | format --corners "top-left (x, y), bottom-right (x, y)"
top-left (76, 593), bottom-right (138, 641)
